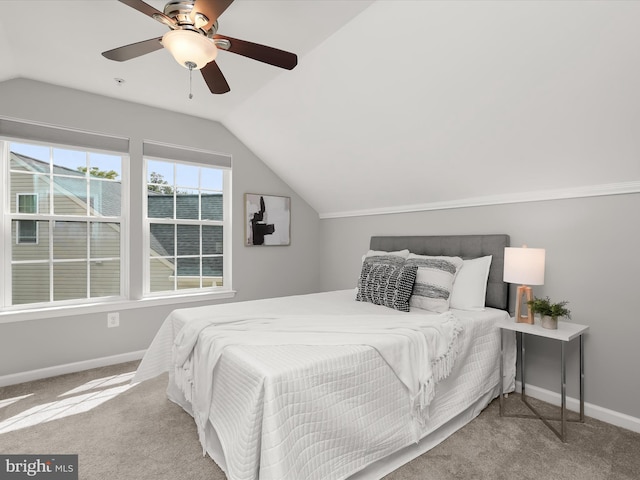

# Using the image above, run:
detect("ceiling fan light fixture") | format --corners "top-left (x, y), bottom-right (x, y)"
top-left (162, 29), bottom-right (217, 70)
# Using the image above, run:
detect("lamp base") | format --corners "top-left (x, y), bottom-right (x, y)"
top-left (515, 285), bottom-right (534, 324)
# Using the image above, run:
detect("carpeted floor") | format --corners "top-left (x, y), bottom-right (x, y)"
top-left (1, 361), bottom-right (638, 480)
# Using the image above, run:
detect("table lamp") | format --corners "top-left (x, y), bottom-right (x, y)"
top-left (503, 246), bottom-right (545, 324)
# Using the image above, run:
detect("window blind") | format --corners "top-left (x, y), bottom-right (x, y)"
top-left (143, 141), bottom-right (232, 169)
top-left (0, 117), bottom-right (129, 153)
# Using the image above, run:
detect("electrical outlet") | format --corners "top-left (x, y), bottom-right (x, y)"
top-left (107, 312), bottom-right (120, 328)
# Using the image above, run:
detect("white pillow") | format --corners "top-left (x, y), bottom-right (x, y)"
top-left (450, 255), bottom-right (493, 311)
top-left (406, 253), bottom-right (463, 313)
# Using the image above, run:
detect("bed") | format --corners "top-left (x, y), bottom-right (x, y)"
top-left (133, 234), bottom-right (516, 480)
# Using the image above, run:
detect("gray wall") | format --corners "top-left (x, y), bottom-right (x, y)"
top-left (2, 78), bottom-right (637, 425)
top-left (0, 78), bottom-right (321, 376)
top-left (319, 193), bottom-right (640, 420)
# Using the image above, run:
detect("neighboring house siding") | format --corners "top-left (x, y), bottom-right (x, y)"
top-left (9, 152), bottom-right (122, 305)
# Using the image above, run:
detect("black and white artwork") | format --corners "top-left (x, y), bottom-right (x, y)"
top-left (245, 193), bottom-right (291, 246)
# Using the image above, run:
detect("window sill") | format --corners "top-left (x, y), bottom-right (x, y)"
top-left (0, 289), bottom-right (237, 324)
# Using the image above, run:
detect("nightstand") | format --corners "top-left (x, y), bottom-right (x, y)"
top-left (497, 317), bottom-right (589, 442)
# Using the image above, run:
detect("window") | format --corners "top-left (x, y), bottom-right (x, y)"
top-left (145, 156), bottom-right (230, 294)
top-left (0, 119), bottom-right (232, 316)
top-left (16, 193), bottom-right (38, 244)
top-left (2, 140), bottom-right (125, 307)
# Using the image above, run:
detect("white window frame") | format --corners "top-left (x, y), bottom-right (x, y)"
top-left (143, 155), bottom-right (232, 297)
top-left (1, 138), bottom-right (128, 311)
top-left (0, 119), bottom-right (234, 323)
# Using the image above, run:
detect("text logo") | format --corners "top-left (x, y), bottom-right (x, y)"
top-left (0, 455), bottom-right (77, 479)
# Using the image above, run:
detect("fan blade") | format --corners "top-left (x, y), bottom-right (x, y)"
top-left (214, 35), bottom-right (297, 70)
top-left (118, 0), bottom-right (164, 18)
top-left (193, 0), bottom-right (234, 30)
top-left (102, 37), bottom-right (163, 62)
top-left (201, 61), bottom-right (231, 94)
top-left (118, 0), bottom-right (176, 26)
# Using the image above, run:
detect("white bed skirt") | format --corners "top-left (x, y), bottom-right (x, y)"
top-left (168, 379), bottom-right (503, 480)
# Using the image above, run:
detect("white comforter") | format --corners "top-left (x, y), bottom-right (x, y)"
top-left (172, 313), bottom-right (462, 457)
top-left (133, 290), bottom-right (514, 480)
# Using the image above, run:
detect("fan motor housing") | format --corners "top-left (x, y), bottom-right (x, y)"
top-left (163, 1), bottom-right (193, 21)
top-left (163, 1), bottom-right (217, 35)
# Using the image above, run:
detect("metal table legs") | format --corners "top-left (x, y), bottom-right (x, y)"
top-left (499, 331), bottom-right (585, 442)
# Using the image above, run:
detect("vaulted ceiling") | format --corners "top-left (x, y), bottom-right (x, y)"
top-left (2, 1), bottom-right (639, 218)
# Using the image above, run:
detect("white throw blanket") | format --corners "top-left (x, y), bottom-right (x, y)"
top-left (172, 312), bottom-right (463, 451)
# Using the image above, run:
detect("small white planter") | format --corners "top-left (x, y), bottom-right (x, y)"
top-left (541, 315), bottom-right (558, 330)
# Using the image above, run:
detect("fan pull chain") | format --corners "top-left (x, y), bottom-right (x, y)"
top-left (186, 61), bottom-right (196, 100)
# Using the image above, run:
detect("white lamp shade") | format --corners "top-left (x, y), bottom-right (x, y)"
top-left (503, 247), bottom-right (545, 285)
top-left (162, 30), bottom-right (217, 69)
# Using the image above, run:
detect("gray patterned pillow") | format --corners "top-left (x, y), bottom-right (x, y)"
top-left (355, 250), bottom-right (411, 293)
top-left (356, 262), bottom-right (418, 312)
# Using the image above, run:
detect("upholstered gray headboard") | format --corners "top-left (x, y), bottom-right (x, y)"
top-left (370, 234), bottom-right (510, 311)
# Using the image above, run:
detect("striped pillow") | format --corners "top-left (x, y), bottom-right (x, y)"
top-left (356, 262), bottom-right (418, 312)
top-left (362, 249), bottom-right (410, 266)
top-left (406, 254), bottom-right (463, 313)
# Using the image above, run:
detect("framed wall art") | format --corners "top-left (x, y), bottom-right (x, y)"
top-left (245, 193), bottom-right (291, 246)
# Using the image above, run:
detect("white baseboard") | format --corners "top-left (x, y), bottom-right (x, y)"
top-left (514, 381), bottom-right (640, 434)
top-left (0, 350), bottom-right (146, 388)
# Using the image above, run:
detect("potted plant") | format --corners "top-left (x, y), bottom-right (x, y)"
top-left (527, 296), bottom-right (571, 330)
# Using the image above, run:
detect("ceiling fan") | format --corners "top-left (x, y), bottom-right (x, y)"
top-left (102, 0), bottom-right (298, 95)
